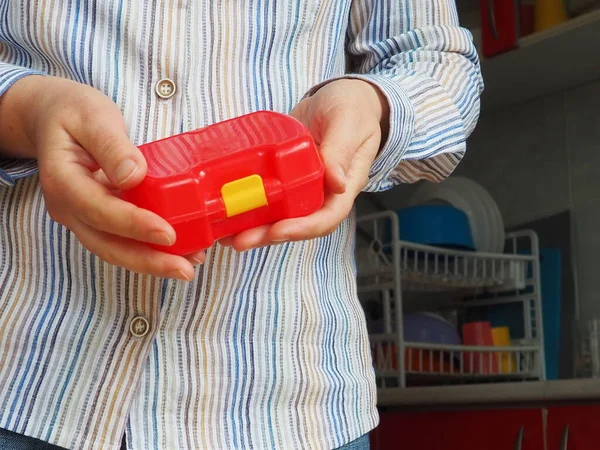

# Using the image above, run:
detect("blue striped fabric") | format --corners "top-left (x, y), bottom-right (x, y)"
top-left (0, 1), bottom-right (483, 449)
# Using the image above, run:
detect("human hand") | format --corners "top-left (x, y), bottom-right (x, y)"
top-left (1, 76), bottom-right (202, 280)
top-left (219, 78), bottom-right (389, 251)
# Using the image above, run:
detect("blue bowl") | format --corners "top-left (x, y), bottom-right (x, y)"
top-left (383, 205), bottom-right (475, 251)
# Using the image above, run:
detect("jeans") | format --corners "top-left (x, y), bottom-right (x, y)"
top-left (337, 434), bottom-right (370, 450)
top-left (0, 427), bottom-right (370, 450)
top-left (0, 428), bottom-right (65, 450)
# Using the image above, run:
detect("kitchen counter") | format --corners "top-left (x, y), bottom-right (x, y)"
top-left (377, 378), bottom-right (600, 409)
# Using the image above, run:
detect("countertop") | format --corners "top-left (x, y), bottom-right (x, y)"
top-left (377, 378), bottom-right (600, 409)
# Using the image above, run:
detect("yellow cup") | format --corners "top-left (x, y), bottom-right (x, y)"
top-left (492, 327), bottom-right (516, 373)
top-left (535, 0), bottom-right (568, 32)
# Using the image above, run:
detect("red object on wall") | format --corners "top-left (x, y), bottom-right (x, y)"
top-left (480, 0), bottom-right (519, 57)
top-left (120, 111), bottom-right (325, 255)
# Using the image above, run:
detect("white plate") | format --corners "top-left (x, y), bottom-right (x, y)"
top-left (409, 177), bottom-right (504, 254)
top-left (447, 178), bottom-right (498, 253)
top-left (443, 178), bottom-right (505, 254)
top-left (478, 184), bottom-right (505, 254)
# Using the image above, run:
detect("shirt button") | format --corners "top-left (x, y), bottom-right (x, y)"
top-left (130, 316), bottom-right (150, 338)
top-left (155, 78), bottom-right (176, 99)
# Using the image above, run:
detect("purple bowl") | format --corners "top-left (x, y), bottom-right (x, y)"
top-left (403, 312), bottom-right (462, 345)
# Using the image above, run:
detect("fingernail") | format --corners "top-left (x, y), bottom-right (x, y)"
top-left (115, 159), bottom-right (139, 185)
top-left (190, 254), bottom-right (205, 265)
top-left (169, 269), bottom-right (191, 282)
top-left (148, 230), bottom-right (173, 246)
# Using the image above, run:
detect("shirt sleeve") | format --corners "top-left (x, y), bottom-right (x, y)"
top-left (306, 0), bottom-right (484, 192)
top-left (0, 62), bottom-right (45, 187)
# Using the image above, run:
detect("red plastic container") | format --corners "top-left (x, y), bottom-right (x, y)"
top-left (462, 321), bottom-right (499, 374)
top-left (121, 111), bottom-right (325, 255)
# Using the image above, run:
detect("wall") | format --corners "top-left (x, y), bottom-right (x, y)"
top-left (358, 78), bottom-right (600, 320)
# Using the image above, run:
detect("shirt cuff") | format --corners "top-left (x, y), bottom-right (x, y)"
top-left (0, 159), bottom-right (39, 187)
top-left (302, 74), bottom-right (415, 193)
top-left (0, 66), bottom-right (45, 187)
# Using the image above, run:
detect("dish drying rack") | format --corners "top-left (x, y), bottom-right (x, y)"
top-left (356, 210), bottom-right (546, 388)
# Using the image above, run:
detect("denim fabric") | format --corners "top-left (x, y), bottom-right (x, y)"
top-left (336, 434), bottom-right (370, 450)
top-left (0, 427), bottom-right (368, 450)
top-left (0, 428), bottom-right (127, 450)
top-left (0, 428), bottom-right (65, 449)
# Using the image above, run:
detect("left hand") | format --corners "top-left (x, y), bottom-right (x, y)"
top-left (220, 78), bottom-right (390, 251)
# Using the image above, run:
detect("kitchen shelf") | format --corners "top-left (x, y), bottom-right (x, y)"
top-left (356, 210), bottom-right (545, 389)
top-left (371, 337), bottom-right (541, 388)
top-left (356, 239), bottom-right (529, 293)
top-left (480, 9), bottom-right (600, 112)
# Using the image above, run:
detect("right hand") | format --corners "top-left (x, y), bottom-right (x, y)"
top-left (0, 75), bottom-right (202, 280)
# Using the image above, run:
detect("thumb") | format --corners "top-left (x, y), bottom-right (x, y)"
top-left (290, 100), bottom-right (353, 195)
top-left (317, 113), bottom-right (364, 195)
top-left (74, 111), bottom-right (147, 189)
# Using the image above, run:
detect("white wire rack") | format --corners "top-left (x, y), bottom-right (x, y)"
top-left (372, 338), bottom-right (540, 385)
top-left (356, 210), bottom-right (546, 388)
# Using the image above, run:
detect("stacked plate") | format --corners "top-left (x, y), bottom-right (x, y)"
top-left (408, 177), bottom-right (505, 254)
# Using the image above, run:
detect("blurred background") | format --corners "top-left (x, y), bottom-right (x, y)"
top-left (360, 2), bottom-right (600, 447)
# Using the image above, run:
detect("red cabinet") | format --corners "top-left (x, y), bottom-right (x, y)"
top-left (372, 408), bottom-right (545, 450)
top-left (546, 405), bottom-right (600, 450)
top-left (373, 404), bottom-right (600, 450)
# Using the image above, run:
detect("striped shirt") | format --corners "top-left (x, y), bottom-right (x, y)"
top-left (0, 1), bottom-right (483, 449)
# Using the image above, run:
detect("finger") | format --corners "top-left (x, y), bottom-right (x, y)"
top-left (320, 114), bottom-right (379, 196)
top-left (218, 236), bottom-right (234, 247)
top-left (290, 100), bottom-right (359, 194)
top-left (270, 191), bottom-right (353, 242)
top-left (228, 190), bottom-right (354, 250)
top-left (229, 191), bottom-right (352, 250)
top-left (71, 103), bottom-right (147, 189)
top-left (239, 136), bottom-right (378, 246)
top-left (228, 225), bottom-right (272, 252)
top-left (68, 217), bottom-right (195, 280)
top-left (92, 169), bottom-right (116, 190)
top-left (46, 156), bottom-right (176, 246)
top-left (185, 250), bottom-right (206, 265)
top-left (288, 98), bottom-right (310, 127)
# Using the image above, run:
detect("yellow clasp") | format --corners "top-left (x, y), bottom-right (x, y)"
top-left (221, 174), bottom-right (268, 217)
